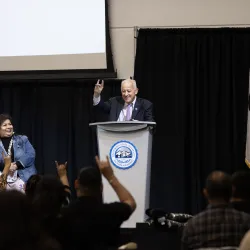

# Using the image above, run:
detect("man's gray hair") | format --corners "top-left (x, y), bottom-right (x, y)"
top-left (121, 79), bottom-right (137, 89)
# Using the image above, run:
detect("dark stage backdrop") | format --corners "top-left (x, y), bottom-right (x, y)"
top-left (1, 28), bottom-right (250, 216)
top-left (134, 28), bottom-right (250, 214)
top-left (0, 79), bottom-right (121, 193)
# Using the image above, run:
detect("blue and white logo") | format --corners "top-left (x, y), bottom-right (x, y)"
top-left (109, 140), bottom-right (138, 170)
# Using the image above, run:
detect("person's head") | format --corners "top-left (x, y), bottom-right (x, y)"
top-left (203, 171), bottom-right (232, 204)
top-left (231, 170), bottom-right (250, 201)
top-left (0, 114), bottom-right (14, 138)
top-left (75, 167), bottom-right (102, 198)
top-left (25, 174), bottom-right (43, 201)
top-left (0, 190), bottom-right (40, 248)
top-left (32, 175), bottom-right (67, 218)
top-left (121, 79), bottom-right (138, 104)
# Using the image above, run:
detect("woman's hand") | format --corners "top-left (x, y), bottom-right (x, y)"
top-left (2, 152), bottom-right (11, 168)
top-left (9, 162), bottom-right (17, 176)
top-left (2, 152), bottom-right (11, 175)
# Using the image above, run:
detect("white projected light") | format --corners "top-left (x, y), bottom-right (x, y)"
top-left (0, 0), bottom-right (106, 71)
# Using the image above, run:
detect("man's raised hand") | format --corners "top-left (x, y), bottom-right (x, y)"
top-left (94, 79), bottom-right (104, 97)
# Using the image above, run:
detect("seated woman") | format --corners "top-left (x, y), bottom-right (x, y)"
top-left (0, 114), bottom-right (37, 192)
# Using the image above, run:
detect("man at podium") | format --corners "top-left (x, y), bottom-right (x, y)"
top-left (93, 78), bottom-right (154, 122)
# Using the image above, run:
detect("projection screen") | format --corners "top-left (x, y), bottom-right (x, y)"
top-left (0, 0), bottom-right (115, 79)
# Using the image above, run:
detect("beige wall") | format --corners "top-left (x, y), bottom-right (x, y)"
top-left (109, 0), bottom-right (250, 78)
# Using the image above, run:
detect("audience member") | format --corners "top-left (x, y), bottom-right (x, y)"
top-left (0, 190), bottom-right (61, 250)
top-left (61, 155), bottom-right (136, 250)
top-left (182, 171), bottom-right (250, 250)
top-left (32, 175), bottom-right (70, 244)
top-left (32, 161), bottom-right (70, 240)
top-left (26, 161), bottom-right (70, 201)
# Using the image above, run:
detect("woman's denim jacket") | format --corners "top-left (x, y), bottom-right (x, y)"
top-left (0, 134), bottom-right (37, 182)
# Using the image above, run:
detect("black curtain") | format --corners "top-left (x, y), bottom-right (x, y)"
top-left (0, 79), bottom-right (121, 193)
top-left (134, 28), bottom-right (250, 214)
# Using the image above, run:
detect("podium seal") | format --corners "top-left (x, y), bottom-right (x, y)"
top-left (109, 140), bottom-right (138, 170)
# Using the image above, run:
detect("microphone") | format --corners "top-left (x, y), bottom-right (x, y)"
top-left (145, 209), bottom-right (191, 230)
top-left (145, 208), bottom-right (167, 226)
top-left (166, 219), bottom-right (186, 228)
top-left (167, 213), bottom-right (193, 222)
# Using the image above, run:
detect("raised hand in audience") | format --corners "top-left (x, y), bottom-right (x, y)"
top-left (55, 161), bottom-right (67, 177)
top-left (95, 155), bottom-right (114, 181)
top-left (95, 155), bottom-right (136, 211)
top-left (55, 161), bottom-right (70, 193)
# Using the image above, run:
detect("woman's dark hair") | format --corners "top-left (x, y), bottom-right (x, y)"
top-left (32, 175), bottom-right (68, 219)
top-left (31, 176), bottom-right (69, 248)
top-left (0, 190), bottom-right (62, 250)
top-left (25, 174), bottom-right (43, 200)
top-left (0, 114), bottom-right (12, 127)
top-left (0, 190), bottom-right (40, 249)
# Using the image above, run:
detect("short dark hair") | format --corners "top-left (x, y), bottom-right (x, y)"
top-left (0, 114), bottom-right (12, 127)
top-left (205, 171), bottom-right (232, 201)
top-left (78, 167), bottom-right (102, 195)
top-left (232, 171), bottom-right (250, 200)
